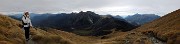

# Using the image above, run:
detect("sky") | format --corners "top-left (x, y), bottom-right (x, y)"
top-left (0, 0), bottom-right (179, 16)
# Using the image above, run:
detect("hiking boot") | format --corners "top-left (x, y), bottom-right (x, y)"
top-left (26, 38), bottom-right (30, 41)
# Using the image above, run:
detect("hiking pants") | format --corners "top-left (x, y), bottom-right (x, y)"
top-left (24, 27), bottom-right (30, 39)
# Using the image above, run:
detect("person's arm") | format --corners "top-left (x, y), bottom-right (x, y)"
top-left (30, 20), bottom-right (33, 27)
top-left (29, 16), bottom-right (33, 27)
top-left (22, 15), bottom-right (26, 25)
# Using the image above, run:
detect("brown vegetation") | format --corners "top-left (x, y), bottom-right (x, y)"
top-left (0, 9), bottom-right (179, 44)
top-left (30, 28), bottom-right (73, 44)
top-left (0, 14), bottom-right (25, 44)
top-left (134, 9), bottom-right (180, 44)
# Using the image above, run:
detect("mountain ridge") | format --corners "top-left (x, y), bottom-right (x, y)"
top-left (10, 11), bottom-right (136, 36)
top-left (0, 9), bottom-right (179, 44)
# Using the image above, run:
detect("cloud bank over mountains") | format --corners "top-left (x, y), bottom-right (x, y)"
top-left (0, 0), bottom-right (179, 16)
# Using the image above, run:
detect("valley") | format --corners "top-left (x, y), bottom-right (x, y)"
top-left (0, 9), bottom-right (179, 44)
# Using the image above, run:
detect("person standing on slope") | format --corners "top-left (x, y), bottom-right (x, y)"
top-left (22, 11), bottom-right (33, 41)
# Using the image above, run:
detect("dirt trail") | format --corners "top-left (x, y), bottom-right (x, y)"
top-left (149, 37), bottom-right (165, 44)
top-left (147, 34), bottom-right (166, 44)
top-left (26, 40), bottom-right (36, 44)
top-left (26, 35), bottom-right (36, 44)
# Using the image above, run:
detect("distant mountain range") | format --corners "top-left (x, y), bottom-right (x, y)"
top-left (9, 12), bottom-right (160, 26)
top-left (9, 11), bottom-right (136, 36)
top-left (1, 9), bottom-right (179, 44)
top-left (124, 13), bottom-right (160, 26)
top-left (9, 11), bottom-right (160, 36)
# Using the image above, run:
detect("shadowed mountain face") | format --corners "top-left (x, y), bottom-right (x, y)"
top-left (2, 9), bottom-right (180, 44)
top-left (34, 11), bottom-right (136, 36)
top-left (125, 13), bottom-right (160, 26)
top-left (9, 11), bottom-right (136, 36)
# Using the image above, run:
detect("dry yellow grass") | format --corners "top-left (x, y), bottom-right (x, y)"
top-left (0, 14), bottom-right (25, 44)
top-left (96, 31), bottom-right (153, 44)
top-left (0, 9), bottom-right (179, 44)
top-left (36, 29), bottom-right (101, 44)
top-left (30, 28), bottom-right (74, 44)
top-left (29, 28), bottom-right (107, 44)
top-left (133, 9), bottom-right (180, 44)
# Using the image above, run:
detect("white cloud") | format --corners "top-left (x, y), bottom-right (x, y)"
top-left (0, 0), bottom-right (179, 16)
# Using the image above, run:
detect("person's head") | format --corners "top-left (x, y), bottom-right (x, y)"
top-left (24, 12), bottom-right (29, 16)
top-left (24, 11), bottom-right (30, 18)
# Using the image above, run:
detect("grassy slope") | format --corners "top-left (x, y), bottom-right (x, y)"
top-left (0, 9), bottom-right (179, 44)
top-left (0, 14), bottom-right (25, 44)
top-left (117, 9), bottom-right (179, 44)
top-left (30, 28), bottom-right (103, 44)
top-left (134, 9), bottom-right (180, 44)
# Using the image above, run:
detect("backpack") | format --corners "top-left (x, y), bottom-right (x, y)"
top-left (22, 15), bottom-right (27, 25)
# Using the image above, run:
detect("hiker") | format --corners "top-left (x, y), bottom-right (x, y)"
top-left (22, 11), bottom-right (33, 41)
